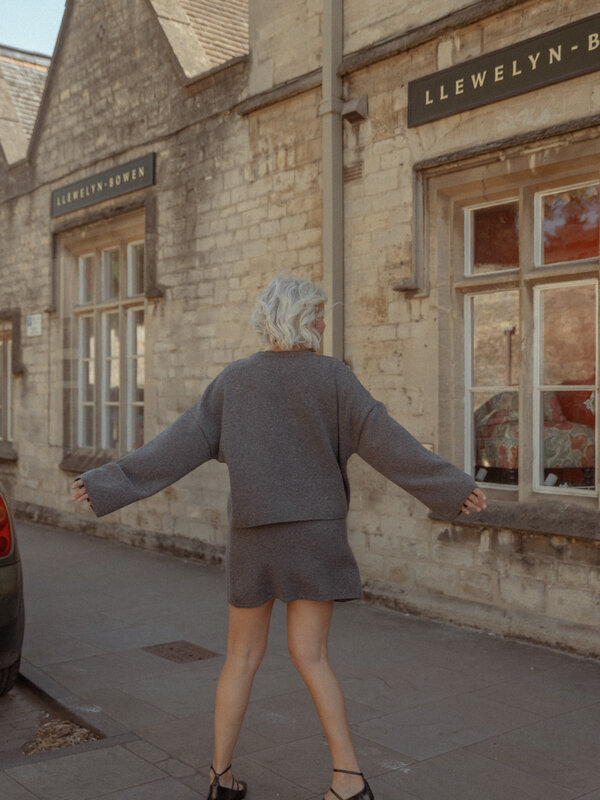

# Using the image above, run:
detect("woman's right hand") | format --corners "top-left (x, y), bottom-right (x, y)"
top-left (71, 479), bottom-right (92, 510)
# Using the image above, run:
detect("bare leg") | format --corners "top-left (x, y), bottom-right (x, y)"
top-left (210, 599), bottom-right (274, 790)
top-left (287, 600), bottom-right (365, 800)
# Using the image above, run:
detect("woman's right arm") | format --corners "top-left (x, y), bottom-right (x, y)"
top-left (71, 401), bottom-right (215, 517)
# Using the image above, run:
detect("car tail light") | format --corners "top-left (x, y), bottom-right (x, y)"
top-left (0, 495), bottom-right (13, 558)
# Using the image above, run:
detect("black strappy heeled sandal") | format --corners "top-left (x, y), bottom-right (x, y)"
top-left (206, 763), bottom-right (247, 800)
top-left (325, 768), bottom-right (374, 800)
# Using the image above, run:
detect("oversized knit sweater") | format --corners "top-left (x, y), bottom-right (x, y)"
top-left (79, 350), bottom-right (476, 524)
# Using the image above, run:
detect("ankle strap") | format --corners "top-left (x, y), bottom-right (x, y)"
top-left (333, 768), bottom-right (364, 776)
top-left (210, 763), bottom-right (232, 779)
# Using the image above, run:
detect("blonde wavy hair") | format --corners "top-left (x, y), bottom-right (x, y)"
top-left (251, 276), bottom-right (328, 351)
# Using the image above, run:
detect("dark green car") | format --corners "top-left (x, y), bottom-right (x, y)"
top-left (0, 486), bottom-right (24, 695)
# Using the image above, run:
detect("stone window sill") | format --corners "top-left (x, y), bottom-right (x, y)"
top-left (59, 449), bottom-right (115, 474)
top-left (431, 498), bottom-right (599, 543)
top-left (0, 442), bottom-right (17, 462)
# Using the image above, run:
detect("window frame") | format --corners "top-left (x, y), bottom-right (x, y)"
top-left (60, 211), bottom-right (147, 461)
top-left (422, 135), bottom-right (600, 510)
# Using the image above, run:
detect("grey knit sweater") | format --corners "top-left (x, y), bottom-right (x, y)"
top-left (79, 351), bottom-right (476, 524)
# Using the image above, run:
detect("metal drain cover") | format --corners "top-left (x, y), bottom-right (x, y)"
top-left (142, 641), bottom-right (219, 663)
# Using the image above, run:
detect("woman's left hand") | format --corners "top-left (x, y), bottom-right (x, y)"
top-left (461, 487), bottom-right (487, 515)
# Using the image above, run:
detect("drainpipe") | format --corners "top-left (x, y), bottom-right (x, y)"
top-left (319, 0), bottom-right (344, 360)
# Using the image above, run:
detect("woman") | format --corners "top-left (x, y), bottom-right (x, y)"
top-left (72, 276), bottom-right (486, 800)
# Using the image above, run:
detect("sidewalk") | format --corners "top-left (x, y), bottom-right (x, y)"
top-left (3, 520), bottom-right (600, 800)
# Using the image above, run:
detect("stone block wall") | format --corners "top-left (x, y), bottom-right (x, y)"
top-left (363, 519), bottom-right (600, 657)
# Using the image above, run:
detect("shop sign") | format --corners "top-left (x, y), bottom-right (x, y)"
top-left (408, 13), bottom-right (600, 127)
top-left (51, 153), bottom-right (155, 217)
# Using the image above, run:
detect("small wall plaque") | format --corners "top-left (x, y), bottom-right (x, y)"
top-left (26, 314), bottom-right (42, 337)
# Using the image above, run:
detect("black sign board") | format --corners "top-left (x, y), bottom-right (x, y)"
top-left (51, 153), bottom-right (155, 217)
top-left (408, 13), bottom-right (600, 127)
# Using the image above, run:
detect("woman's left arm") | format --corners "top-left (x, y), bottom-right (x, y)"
top-left (356, 402), bottom-right (486, 520)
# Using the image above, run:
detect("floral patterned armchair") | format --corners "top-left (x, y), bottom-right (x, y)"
top-left (474, 390), bottom-right (595, 486)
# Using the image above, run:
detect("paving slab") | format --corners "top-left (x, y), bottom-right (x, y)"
top-left (75, 777), bottom-right (201, 800)
top-left (0, 771), bottom-right (41, 800)
top-left (352, 691), bottom-right (542, 761)
top-left (6, 520), bottom-right (600, 800)
top-left (375, 748), bottom-right (579, 800)
top-left (4, 745), bottom-right (167, 800)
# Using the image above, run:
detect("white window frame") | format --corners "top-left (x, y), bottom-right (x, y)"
top-left (69, 232), bottom-right (145, 455)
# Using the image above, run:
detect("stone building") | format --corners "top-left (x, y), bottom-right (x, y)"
top-left (1, 0), bottom-right (600, 655)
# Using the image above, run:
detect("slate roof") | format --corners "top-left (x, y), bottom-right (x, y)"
top-left (0, 46), bottom-right (50, 141)
top-left (179, 0), bottom-right (249, 67)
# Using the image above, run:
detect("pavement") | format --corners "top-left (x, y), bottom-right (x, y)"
top-left (2, 521), bottom-right (600, 800)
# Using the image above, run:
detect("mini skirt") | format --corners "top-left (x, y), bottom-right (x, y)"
top-left (226, 518), bottom-right (363, 608)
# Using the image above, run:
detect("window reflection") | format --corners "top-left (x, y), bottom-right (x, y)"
top-left (541, 391), bottom-right (595, 488)
top-left (472, 291), bottom-right (520, 387)
top-left (541, 283), bottom-right (595, 386)
top-left (542, 185), bottom-right (599, 264)
top-left (471, 202), bottom-right (519, 274)
top-left (474, 390), bottom-right (519, 485)
top-left (537, 282), bottom-right (596, 490)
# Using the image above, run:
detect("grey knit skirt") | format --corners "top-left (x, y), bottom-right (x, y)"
top-left (226, 518), bottom-right (363, 608)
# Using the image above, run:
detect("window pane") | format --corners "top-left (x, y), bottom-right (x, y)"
top-left (105, 405), bottom-right (119, 449)
top-left (128, 243), bottom-right (145, 296)
top-left (78, 255), bottom-right (95, 304)
top-left (130, 309), bottom-right (145, 356)
top-left (108, 361), bottom-right (120, 402)
top-left (132, 359), bottom-right (145, 402)
top-left (473, 390), bottom-right (519, 484)
top-left (79, 316), bottom-right (94, 359)
top-left (129, 406), bottom-right (144, 450)
top-left (540, 284), bottom-right (596, 386)
top-left (81, 360), bottom-right (94, 402)
top-left (542, 185), bottom-right (599, 264)
top-left (541, 390), bottom-right (595, 489)
top-left (472, 291), bottom-right (520, 387)
top-left (470, 202), bottom-right (519, 274)
top-left (80, 405), bottom-right (94, 448)
top-left (102, 249), bottom-right (120, 300)
top-left (105, 313), bottom-right (120, 359)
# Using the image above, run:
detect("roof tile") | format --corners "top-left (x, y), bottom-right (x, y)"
top-left (178, 0), bottom-right (249, 68)
top-left (0, 47), bottom-right (50, 141)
